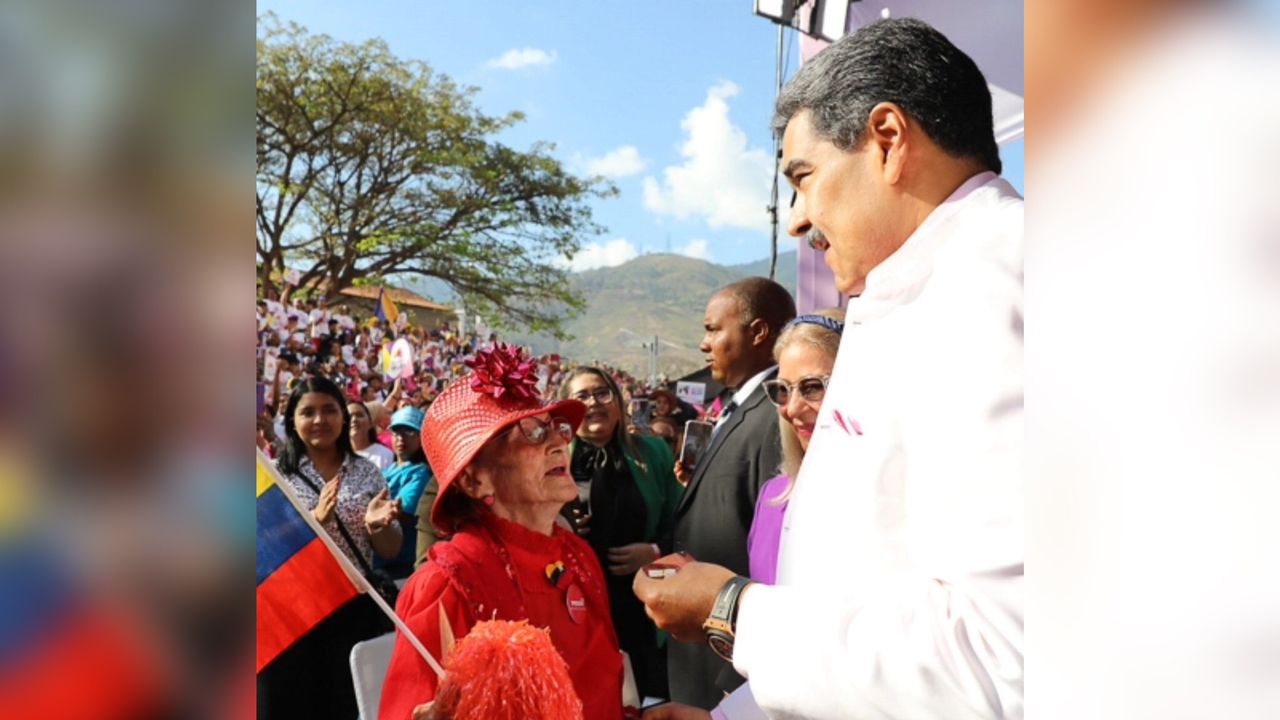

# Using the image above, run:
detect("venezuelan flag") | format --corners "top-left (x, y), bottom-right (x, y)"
top-left (374, 287), bottom-right (400, 324)
top-left (256, 454), bottom-right (359, 672)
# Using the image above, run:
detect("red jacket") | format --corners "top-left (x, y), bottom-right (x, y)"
top-left (378, 514), bottom-right (624, 720)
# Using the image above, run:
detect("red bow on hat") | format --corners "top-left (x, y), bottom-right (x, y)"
top-left (465, 343), bottom-right (540, 402)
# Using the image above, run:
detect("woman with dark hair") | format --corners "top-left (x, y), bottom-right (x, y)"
top-left (558, 366), bottom-right (683, 701)
top-left (258, 376), bottom-right (402, 720)
top-left (650, 386), bottom-right (697, 429)
top-left (648, 415), bottom-right (679, 457)
top-left (348, 400), bottom-right (394, 471)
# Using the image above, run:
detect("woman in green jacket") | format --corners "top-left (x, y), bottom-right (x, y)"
top-left (558, 366), bottom-right (683, 701)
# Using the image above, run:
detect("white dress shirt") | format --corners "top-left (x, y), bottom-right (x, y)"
top-left (724, 173), bottom-right (1024, 719)
top-left (716, 365), bottom-right (777, 432)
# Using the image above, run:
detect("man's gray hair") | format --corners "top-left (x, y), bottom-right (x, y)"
top-left (772, 18), bottom-right (1001, 173)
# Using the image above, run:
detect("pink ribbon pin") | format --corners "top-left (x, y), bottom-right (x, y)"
top-left (832, 409), bottom-right (863, 436)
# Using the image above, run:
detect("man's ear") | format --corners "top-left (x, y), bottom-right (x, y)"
top-left (748, 318), bottom-right (771, 348)
top-left (866, 102), bottom-right (909, 185)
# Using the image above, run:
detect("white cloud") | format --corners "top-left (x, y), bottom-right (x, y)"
top-left (642, 81), bottom-right (773, 232)
top-left (582, 145), bottom-right (648, 178)
top-left (677, 239), bottom-right (712, 261)
top-left (560, 238), bottom-right (638, 272)
top-left (486, 48), bottom-right (558, 70)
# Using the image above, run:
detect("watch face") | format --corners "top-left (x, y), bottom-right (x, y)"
top-left (707, 633), bottom-right (734, 663)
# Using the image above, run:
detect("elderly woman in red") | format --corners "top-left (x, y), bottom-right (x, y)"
top-left (379, 344), bottom-right (626, 720)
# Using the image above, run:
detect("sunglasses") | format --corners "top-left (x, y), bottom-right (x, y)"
top-left (569, 387), bottom-right (614, 405)
top-left (762, 375), bottom-right (831, 407)
top-left (514, 415), bottom-right (574, 445)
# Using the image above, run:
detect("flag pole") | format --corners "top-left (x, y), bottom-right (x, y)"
top-left (257, 448), bottom-right (445, 677)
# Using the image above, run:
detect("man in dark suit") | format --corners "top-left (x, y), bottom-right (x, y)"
top-left (666, 277), bottom-right (796, 709)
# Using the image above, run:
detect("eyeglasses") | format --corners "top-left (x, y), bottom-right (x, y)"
top-left (762, 375), bottom-right (831, 407)
top-left (569, 387), bottom-right (614, 405)
top-left (515, 416), bottom-right (574, 445)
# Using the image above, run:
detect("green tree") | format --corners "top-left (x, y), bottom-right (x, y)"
top-left (256, 15), bottom-right (613, 337)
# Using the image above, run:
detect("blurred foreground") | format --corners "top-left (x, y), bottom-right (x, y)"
top-left (1028, 2), bottom-right (1280, 719)
top-left (0, 2), bottom-right (251, 718)
top-left (1, 1), bottom-right (1278, 718)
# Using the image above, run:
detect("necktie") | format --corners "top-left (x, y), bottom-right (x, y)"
top-left (712, 399), bottom-right (738, 439)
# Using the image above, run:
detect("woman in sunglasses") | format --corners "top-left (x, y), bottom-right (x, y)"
top-left (379, 345), bottom-right (629, 720)
top-left (557, 366), bottom-right (684, 702)
top-left (751, 309), bottom-right (845, 585)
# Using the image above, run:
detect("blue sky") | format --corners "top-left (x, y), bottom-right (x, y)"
top-left (259, 0), bottom-right (1023, 270)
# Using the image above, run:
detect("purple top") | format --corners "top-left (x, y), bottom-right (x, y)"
top-left (747, 474), bottom-right (791, 585)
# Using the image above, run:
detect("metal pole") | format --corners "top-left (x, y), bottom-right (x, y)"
top-left (768, 22), bottom-right (785, 281)
top-left (650, 335), bottom-right (658, 387)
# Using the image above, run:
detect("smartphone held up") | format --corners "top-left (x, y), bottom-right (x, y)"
top-left (679, 420), bottom-right (713, 473)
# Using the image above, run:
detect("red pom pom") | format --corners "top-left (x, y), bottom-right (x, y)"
top-left (464, 344), bottom-right (540, 402)
top-left (428, 620), bottom-right (582, 720)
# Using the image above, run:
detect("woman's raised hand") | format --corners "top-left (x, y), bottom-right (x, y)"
top-left (313, 473), bottom-right (341, 524)
top-left (364, 487), bottom-right (398, 531)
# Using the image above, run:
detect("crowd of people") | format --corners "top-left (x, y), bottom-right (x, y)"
top-left (255, 292), bottom-right (671, 458)
top-left (257, 17), bottom-right (1024, 720)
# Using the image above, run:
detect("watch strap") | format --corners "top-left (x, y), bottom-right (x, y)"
top-left (708, 575), bottom-right (753, 631)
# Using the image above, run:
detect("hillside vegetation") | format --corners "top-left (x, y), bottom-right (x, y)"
top-left (506, 251), bottom-right (798, 378)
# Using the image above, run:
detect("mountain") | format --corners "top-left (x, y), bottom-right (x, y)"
top-left (726, 251), bottom-right (798, 293)
top-left (503, 250), bottom-right (799, 379)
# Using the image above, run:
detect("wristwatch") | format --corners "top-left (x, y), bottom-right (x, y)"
top-left (702, 575), bottom-right (753, 662)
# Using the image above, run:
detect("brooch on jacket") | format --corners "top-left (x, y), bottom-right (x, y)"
top-left (544, 561), bottom-right (566, 587)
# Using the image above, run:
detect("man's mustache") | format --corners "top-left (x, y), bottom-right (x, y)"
top-left (805, 228), bottom-right (829, 250)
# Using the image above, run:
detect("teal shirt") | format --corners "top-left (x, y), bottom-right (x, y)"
top-left (379, 461), bottom-right (432, 574)
top-left (383, 461), bottom-right (431, 517)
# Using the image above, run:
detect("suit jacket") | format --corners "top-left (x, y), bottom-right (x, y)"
top-left (667, 373), bottom-right (781, 709)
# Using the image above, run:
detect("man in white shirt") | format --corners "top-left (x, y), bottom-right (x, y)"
top-left (636, 18), bottom-right (1022, 719)
top-left (309, 298), bottom-right (330, 339)
top-left (263, 288), bottom-right (287, 329)
top-left (334, 304), bottom-right (356, 332)
top-left (276, 313), bottom-right (300, 346)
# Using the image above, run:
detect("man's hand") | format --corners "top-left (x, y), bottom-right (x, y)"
top-left (642, 703), bottom-right (711, 720)
top-left (632, 558), bottom-right (734, 642)
top-left (313, 473), bottom-right (341, 524)
top-left (607, 542), bottom-right (660, 576)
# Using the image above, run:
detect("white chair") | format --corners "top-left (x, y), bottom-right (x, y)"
top-left (350, 631), bottom-right (397, 720)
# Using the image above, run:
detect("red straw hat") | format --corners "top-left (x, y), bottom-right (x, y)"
top-left (422, 343), bottom-right (585, 532)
